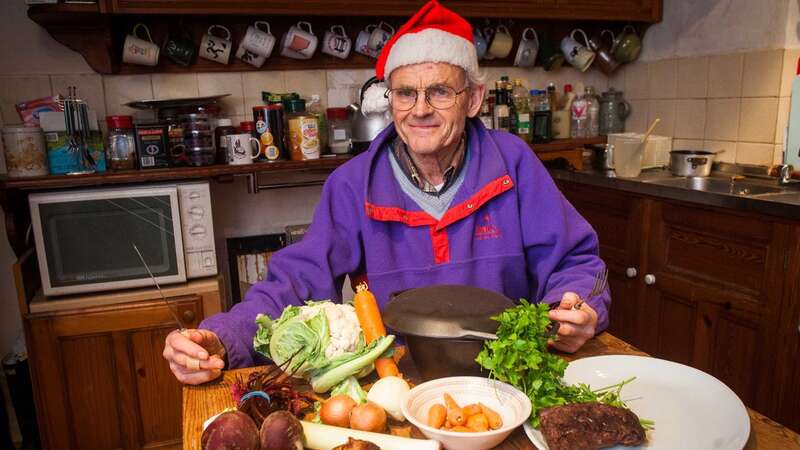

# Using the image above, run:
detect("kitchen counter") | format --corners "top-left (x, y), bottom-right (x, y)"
top-left (550, 167), bottom-right (800, 221)
top-left (182, 333), bottom-right (800, 449)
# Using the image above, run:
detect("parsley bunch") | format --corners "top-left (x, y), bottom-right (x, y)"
top-left (476, 300), bottom-right (653, 429)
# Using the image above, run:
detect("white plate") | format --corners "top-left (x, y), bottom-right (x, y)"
top-left (523, 355), bottom-right (750, 450)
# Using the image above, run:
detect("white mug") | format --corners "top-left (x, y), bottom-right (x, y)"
top-left (514, 27), bottom-right (539, 68)
top-left (368, 21), bottom-right (395, 53)
top-left (355, 25), bottom-right (379, 58)
top-left (242, 21), bottom-right (275, 58)
top-left (487, 25), bottom-right (513, 59)
top-left (123, 24), bottom-right (159, 66)
top-left (200, 25), bottom-right (233, 64)
top-left (561, 28), bottom-right (595, 72)
top-left (226, 133), bottom-right (260, 165)
top-left (322, 25), bottom-right (352, 59)
top-left (280, 21), bottom-right (318, 60)
top-left (236, 44), bottom-right (266, 68)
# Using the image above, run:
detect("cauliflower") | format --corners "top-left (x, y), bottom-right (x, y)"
top-left (297, 302), bottom-right (361, 359)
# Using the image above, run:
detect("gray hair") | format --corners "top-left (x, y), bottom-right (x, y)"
top-left (385, 65), bottom-right (486, 90)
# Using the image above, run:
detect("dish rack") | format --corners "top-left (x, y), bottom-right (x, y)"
top-left (608, 132), bottom-right (672, 169)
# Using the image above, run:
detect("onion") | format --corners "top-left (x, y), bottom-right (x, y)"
top-left (366, 376), bottom-right (410, 421)
top-left (260, 410), bottom-right (304, 450)
top-left (349, 402), bottom-right (387, 433)
top-left (320, 395), bottom-right (357, 428)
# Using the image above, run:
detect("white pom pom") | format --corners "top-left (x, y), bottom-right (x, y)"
top-left (360, 82), bottom-right (390, 115)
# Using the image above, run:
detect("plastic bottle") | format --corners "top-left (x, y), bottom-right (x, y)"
top-left (570, 88), bottom-right (589, 139)
top-left (585, 86), bottom-right (600, 138)
top-left (306, 94), bottom-right (328, 153)
top-left (512, 80), bottom-right (531, 142)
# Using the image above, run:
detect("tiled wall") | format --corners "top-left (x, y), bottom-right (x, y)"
top-left (615, 48), bottom-right (798, 166)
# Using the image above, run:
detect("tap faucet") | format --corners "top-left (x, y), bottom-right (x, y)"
top-left (777, 164), bottom-right (800, 185)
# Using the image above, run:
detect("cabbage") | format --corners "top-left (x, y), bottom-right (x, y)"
top-left (254, 301), bottom-right (395, 393)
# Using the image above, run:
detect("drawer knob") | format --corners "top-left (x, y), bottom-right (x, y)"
top-left (182, 309), bottom-right (196, 324)
top-left (625, 267), bottom-right (638, 278)
top-left (644, 274), bottom-right (656, 285)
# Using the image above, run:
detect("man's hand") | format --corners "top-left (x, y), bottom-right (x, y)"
top-left (548, 292), bottom-right (598, 353)
top-left (163, 329), bottom-right (226, 385)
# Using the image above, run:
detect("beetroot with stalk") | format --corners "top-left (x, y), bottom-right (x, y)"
top-left (201, 410), bottom-right (260, 450)
top-left (260, 410), bottom-right (304, 450)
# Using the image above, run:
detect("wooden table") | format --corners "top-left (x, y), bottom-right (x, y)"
top-left (183, 333), bottom-right (800, 449)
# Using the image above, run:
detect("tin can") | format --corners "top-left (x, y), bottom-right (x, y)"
top-left (1, 127), bottom-right (49, 177)
top-left (134, 124), bottom-right (169, 169)
top-left (253, 105), bottom-right (287, 161)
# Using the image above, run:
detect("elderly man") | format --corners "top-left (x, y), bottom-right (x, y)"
top-left (164, 0), bottom-right (610, 385)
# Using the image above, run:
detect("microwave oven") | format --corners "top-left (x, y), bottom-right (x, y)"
top-left (29, 181), bottom-right (217, 296)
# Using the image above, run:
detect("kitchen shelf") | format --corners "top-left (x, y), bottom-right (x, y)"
top-left (532, 136), bottom-right (606, 152)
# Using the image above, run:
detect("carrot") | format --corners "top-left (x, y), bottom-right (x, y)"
top-left (461, 403), bottom-right (482, 418)
top-left (443, 393), bottom-right (465, 426)
top-left (450, 426), bottom-right (472, 432)
top-left (427, 404), bottom-right (447, 428)
top-left (353, 282), bottom-right (399, 378)
top-left (466, 413), bottom-right (489, 432)
top-left (479, 403), bottom-right (503, 430)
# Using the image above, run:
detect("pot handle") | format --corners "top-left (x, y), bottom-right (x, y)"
top-left (688, 156), bottom-right (708, 169)
top-left (605, 143), bottom-right (615, 167)
top-left (618, 100), bottom-right (631, 119)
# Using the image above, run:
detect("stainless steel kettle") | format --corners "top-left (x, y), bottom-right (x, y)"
top-left (347, 76), bottom-right (393, 154)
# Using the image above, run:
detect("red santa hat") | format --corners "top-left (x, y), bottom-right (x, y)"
top-left (361, 0), bottom-right (479, 114)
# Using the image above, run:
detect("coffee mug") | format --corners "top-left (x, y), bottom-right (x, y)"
top-left (236, 44), bottom-right (266, 68)
top-left (368, 21), bottom-right (395, 54)
top-left (123, 24), bottom-right (159, 66)
top-left (280, 21), bottom-right (318, 60)
top-left (561, 28), bottom-right (595, 72)
top-left (589, 31), bottom-right (620, 75)
top-left (474, 29), bottom-right (488, 60)
top-left (226, 133), bottom-right (260, 165)
top-left (514, 27), bottom-right (539, 68)
top-left (487, 25), bottom-right (513, 59)
top-left (242, 21), bottom-right (276, 58)
top-left (322, 25), bottom-right (352, 59)
top-left (163, 27), bottom-right (194, 66)
top-left (355, 25), bottom-right (379, 58)
top-left (612, 25), bottom-right (641, 63)
top-left (200, 25), bottom-right (233, 64)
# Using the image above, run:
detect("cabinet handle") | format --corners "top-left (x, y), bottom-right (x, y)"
top-left (182, 309), bottom-right (196, 324)
top-left (644, 274), bottom-right (656, 285)
top-left (625, 267), bottom-right (638, 278)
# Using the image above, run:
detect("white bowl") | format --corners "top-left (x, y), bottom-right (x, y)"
top-left (401, 376), bottom-right (532, 450)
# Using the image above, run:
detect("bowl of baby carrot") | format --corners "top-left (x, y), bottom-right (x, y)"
top-left (401, 376), bottom-right (532, 450)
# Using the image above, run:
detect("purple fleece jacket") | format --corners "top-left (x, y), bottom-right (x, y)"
top-left (201, 118), bottom-right (611, 368)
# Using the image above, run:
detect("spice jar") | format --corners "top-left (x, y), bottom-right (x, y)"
top-left (287, 99), bottom-right (320, 161)
top-left (106, 115), bottom-right (136, 170)
top-left (326, 107), bottom-right (351, 154)
top-left (214, 118), bottom-right (236, 164)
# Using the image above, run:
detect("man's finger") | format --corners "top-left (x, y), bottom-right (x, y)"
top-left (169, 330), bottom-right (209, 360)
top-left (558, 292), bottom-right (581, 310)
top-left (549, 309), bottom-right (591, 325)
top-left (169, 362), bottom-right (220, 385)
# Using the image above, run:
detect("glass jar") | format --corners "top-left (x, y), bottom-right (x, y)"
top-left (326, 107), bottom-right (351, 154)
top-left (214, 118), bottom-right (237, 164)
top-left (179, 113), bottom-right (215, 166)
top-left (287, 99), bottom-right (320, 161)
top-left (105, 115), bottom-right (136, 170)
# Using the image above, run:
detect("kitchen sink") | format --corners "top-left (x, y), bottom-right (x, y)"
top-left (749, 191), bottom-right (800, 204)
top-left (643, 177), bottom-right (785, 196)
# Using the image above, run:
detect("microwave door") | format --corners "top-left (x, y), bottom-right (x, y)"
top-left (30, 187), bottom-right (187, 296)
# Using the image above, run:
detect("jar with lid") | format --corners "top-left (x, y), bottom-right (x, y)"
top-left (287, 99), bottom-right (321, 161)
top-left (598, 88), bottom-right (631, 134)
top-left (214, 118), bottom-right (237, 164)
top-left (179, 113), bottom-right (215, 166)
top-left (105, 115), bottom-right (136, 170)
top-left (326, 107), bottom-right (351, 155)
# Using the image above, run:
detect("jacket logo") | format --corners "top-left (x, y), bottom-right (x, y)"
top-left (474, 213), bottom-right (501, 240)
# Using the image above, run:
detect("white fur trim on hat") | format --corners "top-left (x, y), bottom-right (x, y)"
top-left (384, 28), bottom-right (478, 80)
top-left (360, 82), bottom-right (390, 115)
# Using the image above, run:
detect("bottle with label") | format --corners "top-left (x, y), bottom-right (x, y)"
top-left (532, 90), bottom-right (552, 144)
top-left (287, 99), bottom-right (321, 161)
top-left (585, 86), bottom-right (600, 138)
top-left (552, 84), bottom-right (573, 140)
top-left (546, 83), bottom-right (558, 114)
top-left (479, 100), bottom-right (493, 130)
top-left (214, 118), bottom-right (237, 164)
top-left (493, 81), bottom-right (510, 132)
top-left (512, 80), bottom-right (530, 142)
top-left (306, 94), bottom-right (328, 153)
top-left (570, 89), bottom-right (589, 139)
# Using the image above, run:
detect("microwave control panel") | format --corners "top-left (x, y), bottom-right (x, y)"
top-left (177, 182), bottom-right (218, 278)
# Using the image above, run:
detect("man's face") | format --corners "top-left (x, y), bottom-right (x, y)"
top-left (389, 63), bottom-right (485, 157)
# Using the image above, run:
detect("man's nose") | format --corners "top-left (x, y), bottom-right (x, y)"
top-left (411, 92), bottom-right (434, 117)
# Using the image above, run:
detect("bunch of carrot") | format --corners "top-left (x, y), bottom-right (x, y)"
top-left (427, 393), bottom-right (503, 433)
top-left (353, 282), bottom-right (400, 378)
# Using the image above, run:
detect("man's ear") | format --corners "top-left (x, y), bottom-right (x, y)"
top-left (466, 84), bottom-right (486, 118)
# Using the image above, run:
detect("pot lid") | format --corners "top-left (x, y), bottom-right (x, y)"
top-left (671, 149), bottom-right (714, 155)
top-left (382, 285), bottom-right (514, 338)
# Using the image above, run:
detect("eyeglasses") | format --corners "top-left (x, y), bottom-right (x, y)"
top-left (384, 84), bottom-right (468, 111)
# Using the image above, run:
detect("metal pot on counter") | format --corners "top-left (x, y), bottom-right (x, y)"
top-left (669, 150), bottom-right (721, 177)
top-left (347, 76), bottom-right (393, 154)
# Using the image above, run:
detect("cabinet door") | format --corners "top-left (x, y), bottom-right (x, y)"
top-left (555, 0), bottom-right (661, 21)
top-left (559, 182), bottom-right (647, 347)
top-left (773, 224), bottom-right (800, 432)
top-left (642, 201), bottom-right (788, 414)
top-left (26, 296), bottom-right (202, 450)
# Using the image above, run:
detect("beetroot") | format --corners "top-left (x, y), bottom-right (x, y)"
top-left (260, 410), bottom-right (304, 450)
top-left (201, 411), bottom-right (260, 450)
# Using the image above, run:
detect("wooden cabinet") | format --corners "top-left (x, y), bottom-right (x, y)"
top-left (20, 277), bottom-right (223, 450)
top-left (559, 180), bottom-right (800, 431)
